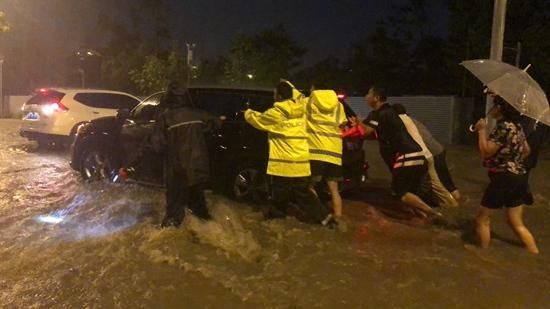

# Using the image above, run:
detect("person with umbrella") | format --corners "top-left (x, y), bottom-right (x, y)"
top-left (473, 94), bottom-right (539, 254)
top-left (462, 59), bottom-right (549, 254)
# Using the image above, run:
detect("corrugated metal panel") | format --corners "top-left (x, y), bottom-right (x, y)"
top-left (344, 96), bottom-right (459, 145)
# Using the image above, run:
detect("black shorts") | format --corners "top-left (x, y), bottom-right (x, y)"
top-left (481, 172), bottom-right (527, 209)
top-left (310, 160), bottom-right (343, 182)
top-left (391, 164), bottom-right (428, 198)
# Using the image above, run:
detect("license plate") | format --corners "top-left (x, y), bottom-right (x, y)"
top-left (25, 112), bottom-right (40, 120)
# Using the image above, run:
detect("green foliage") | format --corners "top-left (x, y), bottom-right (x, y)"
top-left (97, 0), bottom-right (171, 93)
top-left (195, 57), bottom-right (227, 85)
top-left (129, 51), bottom-right (187, 95)
top-left (224, 25), bottom-right (306, 87)
top-left (101, 45), bottom-right (148, 94)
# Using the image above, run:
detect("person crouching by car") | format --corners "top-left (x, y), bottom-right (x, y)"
top-left (305, 81), bottom-right (347, 221)
top-left (473, 95), bottom-right (538, 254)
top-left (354, 86), bottom-right (442, 219)
top-left (244, 80), bottom-right (334, 226)
top-left (151, 81), bottom-right (220, 228)
top-left (392, 104), bottom-right (458, 208)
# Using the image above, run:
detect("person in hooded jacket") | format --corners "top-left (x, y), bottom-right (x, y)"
top-left (244, 80), bottom-right (333, 226)
top-left (151, 81), bottom-right (219, 227)
top-left (305, 81), bottom-right (347, 220)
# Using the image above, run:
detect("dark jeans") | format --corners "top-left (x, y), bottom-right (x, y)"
top-left (269, 176), bottom-right (330, 224)
top-left (163, 169), bottom-right (210, 227)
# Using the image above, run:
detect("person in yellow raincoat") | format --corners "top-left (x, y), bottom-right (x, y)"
top-left (305, 81), bottom-right (347, 221)
top-left (244, 80), bottom-right (333, 226)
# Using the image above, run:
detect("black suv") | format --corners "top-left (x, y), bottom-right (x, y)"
top-left (69, 86), bottom-right (367, 201)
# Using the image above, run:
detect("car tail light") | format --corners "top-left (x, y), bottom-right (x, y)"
top-left (337, 94), bottom-right (346, 100)
top-left (42, 101), bottom-right (69, 115)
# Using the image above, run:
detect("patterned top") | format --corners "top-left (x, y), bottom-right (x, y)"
top-left (483, 119), bottom-right (527, 175)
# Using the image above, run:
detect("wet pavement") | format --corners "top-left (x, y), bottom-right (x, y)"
top-left (1, 119), bottom-right (550, 308)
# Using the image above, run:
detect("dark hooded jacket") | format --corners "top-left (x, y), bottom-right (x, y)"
top-left (152, 92), bottom-right (219, 186)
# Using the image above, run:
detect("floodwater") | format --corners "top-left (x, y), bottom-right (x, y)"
top-left (1, 119), bottom-right (550, 308)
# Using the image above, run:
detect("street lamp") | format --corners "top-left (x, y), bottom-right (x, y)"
top-left (186, 43), bottom-right (196, 85)
top-left (75, 48), bottom-right (102, 88)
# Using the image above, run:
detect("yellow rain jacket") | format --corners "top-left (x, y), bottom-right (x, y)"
top-left (306, 90), bottom-right (347, 165)
top-left (245, 98), bottom-right (310, 177)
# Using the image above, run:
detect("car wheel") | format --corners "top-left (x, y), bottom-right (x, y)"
top-left (81, 149), bottom-right (116, 181)
top-left (232, 166), bottom-right (269, 203)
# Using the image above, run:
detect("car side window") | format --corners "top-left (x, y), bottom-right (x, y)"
top-left (247, 95), bottom-right (273, 112)
top-left (130, 93), bottom-right (162, 122)
top-left (73, 93), bottom-right (137, 109)
top-left (195, 91), bottom-right (247, 120)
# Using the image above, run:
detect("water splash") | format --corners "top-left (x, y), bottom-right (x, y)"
top-left (35, 193), bottom-right (89, 225)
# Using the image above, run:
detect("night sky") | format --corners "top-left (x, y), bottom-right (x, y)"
top-left (2, 0), bottom-right (448, 65)
top-left (166, 0), bottom-right (449, 64)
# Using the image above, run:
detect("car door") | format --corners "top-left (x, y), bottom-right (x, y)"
top-left (194, 90), bottom-right (248, 191)
top-left (241, 94), bottom-right (271, 160)
top-left (119, 92), bottom-right (164, 184)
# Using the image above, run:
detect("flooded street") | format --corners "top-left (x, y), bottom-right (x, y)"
top-left (1, 118), bottom-right (550, 308)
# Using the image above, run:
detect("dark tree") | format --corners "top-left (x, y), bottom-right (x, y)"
top-left (224, 25), bottom-right (306, 87)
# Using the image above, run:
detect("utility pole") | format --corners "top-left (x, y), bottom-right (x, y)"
top-left (186, 43), bottom-right (196, 86)
top-left (486, 0), bottom-right (507, 130)
top-left (0, 56), bottom-right (4, 118)
top-left (515, 41), bottom-right (521, 67)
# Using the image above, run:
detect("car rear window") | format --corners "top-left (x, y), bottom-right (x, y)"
top-left (130, 93), bottom-right (162, 122)
top-left (26, 91), bottom-right (65, 105)
top-left (74, 93), bottom-right (139, 109)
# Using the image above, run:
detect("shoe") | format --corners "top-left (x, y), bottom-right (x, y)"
top-left (321, 214), bottom-right (339, 229)
top-left (321, 213), bottom-right (333, 226)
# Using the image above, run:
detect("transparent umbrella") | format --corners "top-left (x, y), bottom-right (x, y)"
top-left (461, 59), bottom-right (550, 126)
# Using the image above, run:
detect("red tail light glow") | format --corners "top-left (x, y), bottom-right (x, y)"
top-left (337, 94), bottom-right (346, 99)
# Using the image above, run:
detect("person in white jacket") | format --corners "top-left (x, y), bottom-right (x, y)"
top-left (392, 104), bottom-right (458, 208)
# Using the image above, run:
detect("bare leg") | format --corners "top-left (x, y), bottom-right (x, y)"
top-left (506, 206), bottom-right (539, 254)
top-left (326, 180), bottom-right (342, 217)
top-left (401, 192), bottom-right (441, 218)
top-left (476, 206), bottom-right (492, 249)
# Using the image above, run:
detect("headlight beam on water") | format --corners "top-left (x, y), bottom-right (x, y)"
top-left (36, 215), bottom-right (64, 224)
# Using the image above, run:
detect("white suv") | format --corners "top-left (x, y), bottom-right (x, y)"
top-left (20, 88), bottom-right (140, 147)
